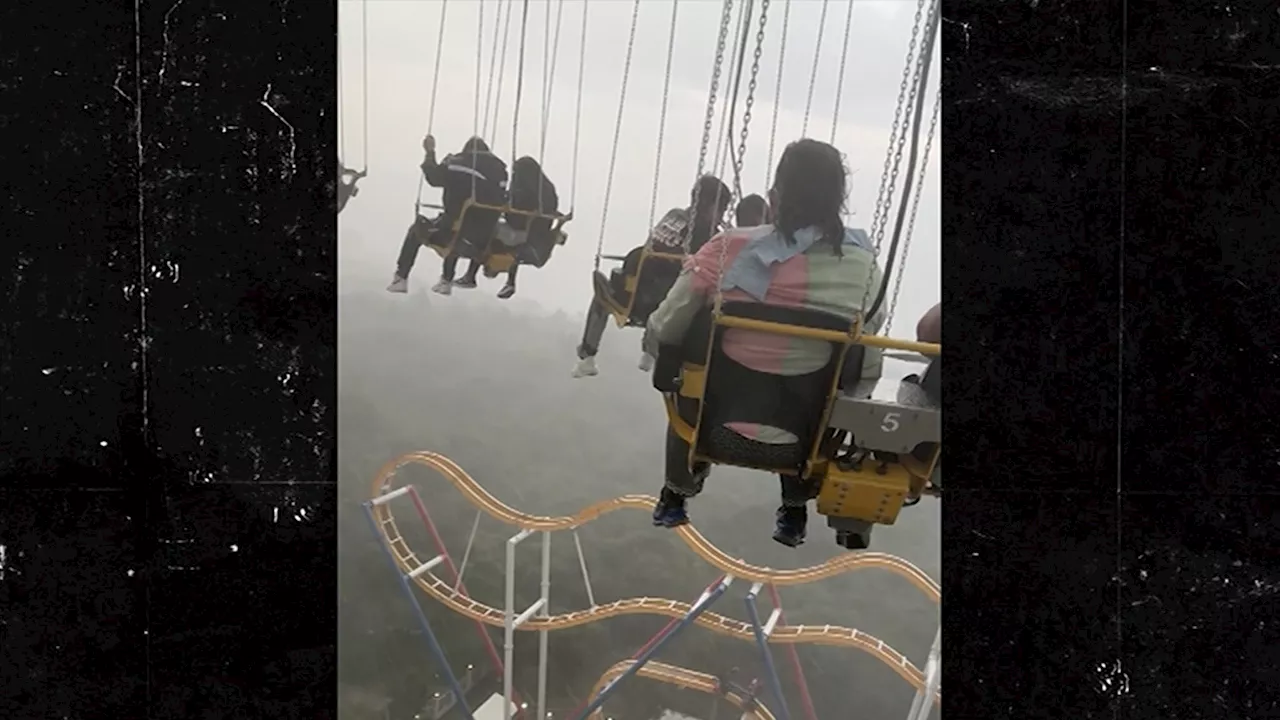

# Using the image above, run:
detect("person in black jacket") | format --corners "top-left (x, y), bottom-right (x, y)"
top-left (485, 156), bottom-right (560, 299)
top-left (387, 134), bottom-right (508, 295)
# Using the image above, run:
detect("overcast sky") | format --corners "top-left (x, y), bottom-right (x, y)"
top-left (338, 0), bottom-right (939, 338)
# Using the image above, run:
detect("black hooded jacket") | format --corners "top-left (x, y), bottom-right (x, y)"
top-left (506, 157), bottom-right (559, 238)
top-left (421, 140), bottom-right (509, 221)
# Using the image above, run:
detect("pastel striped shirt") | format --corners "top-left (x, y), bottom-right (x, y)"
top-left (646, 225), bottom-right (885, 444)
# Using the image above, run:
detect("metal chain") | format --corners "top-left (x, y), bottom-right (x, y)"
top-left (684, 0), bottom-right (736, 254)
top-left (866, 0), bottom-right (927, 256)
top-left (487, 0), bottom-right (515, 145)
top-left (884, 86), bottom-right (939, 336)
top-left (511, 0), bottom-right (529, 159)
top-left (763, 0), bottom-right (790, 188)
top-left (800, 0), bottom-right (829, 137)
top-left (863, 0), bottom-right (939, 321)
top-left (828, 0), bottom-right (854, 145)
top-left (592, 0), bottom-right (643, 270)
top-left (569, 0), bottom-right (588, 208)
top-left (426, 0), bottom-right (449, 134)
top-left (861, 0), bottom-right (929, 314)
top-left (360, 0), bottom-right (369, 173)
top-left (712, 0), bottom-right (747, 176)
top-left (538, 0), bottom-right (565, 160)
top-left (647, 0), bottom-right (681, 229)
top-left (731, 0), bottom-right (768, 202)
top-left (481, 0), bottom-right (506, 139)
top-left (716, 0), bottom-right (769, 305)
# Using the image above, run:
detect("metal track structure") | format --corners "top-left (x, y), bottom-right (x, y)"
top-left (363, 451), bottom-right (942, 720)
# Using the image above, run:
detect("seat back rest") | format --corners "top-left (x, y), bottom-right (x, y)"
top-left (693, 302), bottom-right (856, 467)
top-left (456, 198), bottom-right (505, 247)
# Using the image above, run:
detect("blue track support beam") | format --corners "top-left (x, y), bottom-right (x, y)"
top-left (745, 585), bottom-right (792, 720)
top-left (362, 501), bottom-right (476, 720)
top-left (572, 576), bottom-right (734, 720)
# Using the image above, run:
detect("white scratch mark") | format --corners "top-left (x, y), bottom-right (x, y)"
top-left (112, 67), bottom-right (133, 105)
top-left (127, 569), bottom-right (135, 577)
top-left (159, 0), bottom-right (186, 87)
top-left (0, 544), bottom-right (6, 581)
top-left (41, 367), bottom-right (55, 375)
top-left (230, 544), bottom-right (238, 553)
top-left (260, 84), bottom-right (297, 177)
top-left (99, 440), bottom-right (109, 447)
top-left (273, 506), bottom-right (279, 523)
top-left (132, 0), bottom-right (150, 443)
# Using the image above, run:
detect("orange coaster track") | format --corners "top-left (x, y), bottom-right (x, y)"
top-left (587, 660), bottom-right (776, 720)
top-left (370, 451), bottom-right (941, 704)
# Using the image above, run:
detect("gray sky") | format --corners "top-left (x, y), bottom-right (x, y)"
top-left (338, 0), bottom-right (939, 339)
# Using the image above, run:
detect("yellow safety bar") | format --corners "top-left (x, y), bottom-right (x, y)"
top-left (596, 246), bottom-right (688, 327)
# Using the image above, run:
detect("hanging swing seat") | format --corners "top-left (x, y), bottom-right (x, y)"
top-left (592, 243), bottom-right (688, 328)
top-left (414, 199), bottom-right (573, 275)
top-left (651, 300), bottom-right (942, 551)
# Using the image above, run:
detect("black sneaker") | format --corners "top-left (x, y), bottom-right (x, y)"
top-left (497, 283), bottom-right (516, 299)
top-left (453, 275), bottom-right (478, 289)
top-left (652, 489), bottom-right (690, 528)
top-left (771, 506), bottom-right (807, 547)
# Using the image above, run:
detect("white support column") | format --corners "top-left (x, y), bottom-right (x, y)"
top-left (505, 528), bottom-right (533, 718)
top-left (537, 530), bottom-right (551, 720)
top-left (905, 625), bottom-right (941, 720)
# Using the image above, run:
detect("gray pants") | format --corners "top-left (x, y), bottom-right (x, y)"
top-left (576, 295), bottom-right (611, 359)
top-left (663, 425), bottom-right (819, 507)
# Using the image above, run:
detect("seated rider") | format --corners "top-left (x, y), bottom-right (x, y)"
top-left (571, 174), bottom-right (732, 379)
top-left (642, 138), bottom-right (886, 548)
top-left (337, 162), bottom-right (367, 213)
top-left (734, 193), bottom-right (770, 228)
top-left (387, 134), bottom-right (508, 295)
top-left (486, 156), bottom-right (560, 300)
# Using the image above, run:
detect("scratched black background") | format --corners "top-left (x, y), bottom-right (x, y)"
top-left (1, 0), bottom-right (1277, 719)
top-left (942, 1), bottom-right (1279, 718)
top-left (0, 0), bottom-right (335, 717)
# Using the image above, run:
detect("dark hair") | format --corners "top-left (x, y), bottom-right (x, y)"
top-left (771, 139), bottom-right (847, 253)
top-left (690, 174), bottom-right (731, 215)
top-left (735, 194), bottom-right (768, 227)
top-left (462, 136), bottom-right (490, 154)
top-left (513, 156), bottom-right (541, 174)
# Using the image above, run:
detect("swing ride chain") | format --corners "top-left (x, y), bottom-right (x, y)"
top-left (592, 0), bottom-right (643, 271)
top-left (868, 0), bottom-right (927, 257)
top-left (861, 0), bottom-right (930, 317)
top-left (647, 0), bottom-right (681, 230)
top-left (883, 86), bottom-right (939, 335)
top-left (764, 0), bottom-right (790, 189)
top-left (716, 0), bottom-right (768, 305)
top-left (684, 0), bottom-right (736, 254)
top-left (731, 0), bottom-right (768, 202)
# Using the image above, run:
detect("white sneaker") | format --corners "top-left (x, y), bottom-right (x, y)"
top-left (637, 352), bottom-right (655, 372)
top-left (430, 279), bottom-right (453, 296)
top-left (571, 356), bottom-right (598, 378)
top-left (386, 275), bottom-right (408, 294)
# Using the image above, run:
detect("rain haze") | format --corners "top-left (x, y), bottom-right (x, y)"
top-left (337, 1), bottom-right (940, 719)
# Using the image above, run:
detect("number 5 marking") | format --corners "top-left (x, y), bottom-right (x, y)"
top-left (881, 412), bottom-right (901, 433)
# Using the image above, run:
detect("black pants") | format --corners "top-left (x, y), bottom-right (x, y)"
top-left (662, 424), bottom-right (819, 508)
top-left (395, 219), bottom-right (480, 281)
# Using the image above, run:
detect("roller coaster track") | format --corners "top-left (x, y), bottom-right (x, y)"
top-left (371, 450), bottom-right (941, 704)
top-left (587, 660), bottom-right (776, 720)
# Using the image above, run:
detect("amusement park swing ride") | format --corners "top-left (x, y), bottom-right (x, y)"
top-left (342, 0), bottom-right (944, 717)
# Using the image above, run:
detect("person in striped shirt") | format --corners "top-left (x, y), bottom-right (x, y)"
top-left (644, 138), bottom-right (886, 547)
top-left (571, 175), bottom-right (731, 378)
